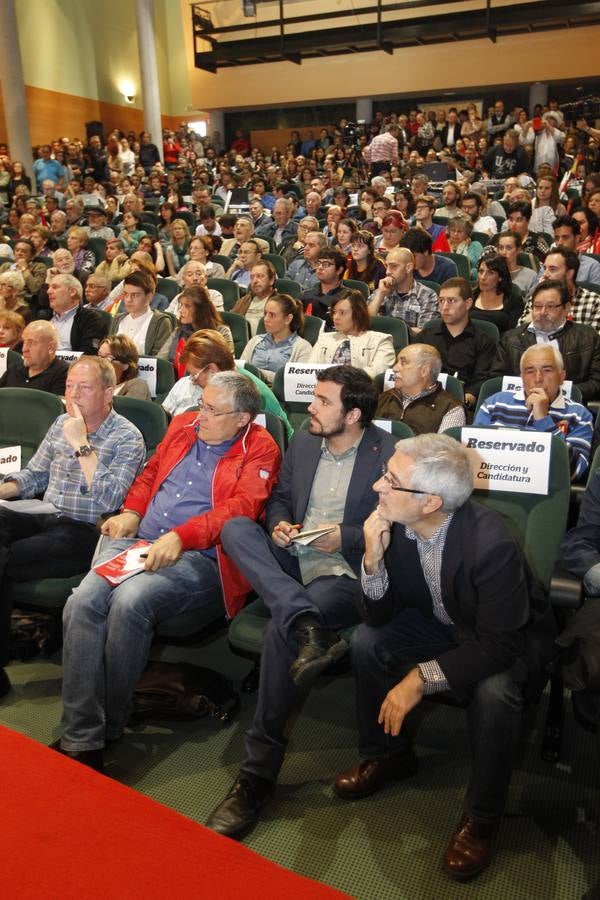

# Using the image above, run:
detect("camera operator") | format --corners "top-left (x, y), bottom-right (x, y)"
top-left (577, 119), bottom-right (600, 143)
top-left (362, 124), bottom-right (400, 177)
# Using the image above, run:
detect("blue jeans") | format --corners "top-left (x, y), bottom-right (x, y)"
top-left (59, 538), bottom-right (221, 751)
top-left (351, 608), bottom-right (527, 824)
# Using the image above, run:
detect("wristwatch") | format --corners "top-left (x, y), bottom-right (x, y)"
top-left (74, 444), bottom-right (93, 458)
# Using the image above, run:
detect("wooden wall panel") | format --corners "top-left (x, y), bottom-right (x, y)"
top-left (0, 85), bottom-right (186, 152)
top-left (250, 126), bottom-right (337, 155)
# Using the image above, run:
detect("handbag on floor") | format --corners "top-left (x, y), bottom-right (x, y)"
top-left (9, 608), bottom-right (62, 661)
top-left (131, 661), bottom-right (240, 724)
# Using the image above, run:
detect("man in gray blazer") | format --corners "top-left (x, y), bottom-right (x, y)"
top-left (206, 365), bottom-right (397, 839)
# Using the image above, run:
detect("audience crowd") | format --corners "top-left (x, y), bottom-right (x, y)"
top-left (1, 92), bottom-right (600, 884)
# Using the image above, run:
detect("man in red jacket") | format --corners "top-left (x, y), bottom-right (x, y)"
top-left (55, 371), bottom-right (281, 771)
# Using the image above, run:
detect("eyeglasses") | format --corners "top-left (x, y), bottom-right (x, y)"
top-left (316, 259), bottom-right (335, 268)
top-left (98, 353), bottom-right (116, 362)
top-left (189, 364), bottom-right (209, 385)
top-left (196, 400), bottom-right (238, 418)
top-left (380, 465), bottom-right (428, 494)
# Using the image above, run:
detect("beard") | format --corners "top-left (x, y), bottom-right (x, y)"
top-left (308, 412), bottom-right (347, 439)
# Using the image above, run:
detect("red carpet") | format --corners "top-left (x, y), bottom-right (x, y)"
top-left (0, 725), bottom-right (351, 899)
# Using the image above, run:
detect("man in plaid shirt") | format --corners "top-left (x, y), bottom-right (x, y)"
top-left (518, 247), bottom-right (600, 333)
top-left (0, 356), bottom-right (145, 698)
top-left (368, 247), bottom-right (439, 335)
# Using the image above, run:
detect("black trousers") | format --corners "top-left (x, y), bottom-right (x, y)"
top-left (0, 507), bottom-right (98, 666)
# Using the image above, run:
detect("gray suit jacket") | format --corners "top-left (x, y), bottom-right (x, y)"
top-left (265, 424), bottom-right (397, 574)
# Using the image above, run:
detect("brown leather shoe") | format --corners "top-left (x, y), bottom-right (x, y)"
top-left (334, 753), bottom-right (417, 799)
top-left (443, 814), bottom-right (497, 881)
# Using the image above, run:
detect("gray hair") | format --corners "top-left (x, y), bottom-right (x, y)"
top-left (299, 215), bottom-right (320, 231)
top-left (87, 273), bottom-right (111, 292)
top-left (274, 197), bottom-right (292, 215)
top-left (0, 270), bottom-right (25, 293)
top-left (178, 260), bottom-right (206, 286)
top-left (406, 343), bottom-right (443, 381)
top-left (371, 176), bottom-right (387, 190)
top-left (305, 230), bottom-right (328, 249)
top-left (395, 433), bottom-right (473, 512)
top-left (51, 273), bottom-right (83, 300)
top-left (207, 371), bottom-right (261, 417)
top-left (520, 344), bottom-right (565, 372)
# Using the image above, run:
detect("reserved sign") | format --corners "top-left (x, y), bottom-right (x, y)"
top-left (55, 350), bottom-right (83, 364)
top-left (461, 427), bottom-right (551, 495)
top-left (55, 350), bottom-right (158, 397)
top-left (0, 444), bottom-right (21, 475)
top-left (283, 362), bottom-right (331, 403)
top-left (0, 348), bottom-right (7, 378)
top-left (137, 357), bottom-right (158, 398)
top-left (501, 375), bottom-right (574, 400)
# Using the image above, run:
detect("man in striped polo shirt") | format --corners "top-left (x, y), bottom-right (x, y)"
top-left (475, 344), bottom-right (593, 481)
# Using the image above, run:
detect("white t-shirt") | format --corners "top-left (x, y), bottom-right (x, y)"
top-left (117, 308), bottom-right (153, 353)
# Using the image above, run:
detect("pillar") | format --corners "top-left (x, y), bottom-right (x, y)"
top-left (206, 110), bottom-right (225, 151)
top-left (529, 83), bottom-right (549, 114)
top-left (135, 0), bottom-right (163, 161)
top-left (0, 0), bottom-right (34, 187)
top-left (356, 99), bottom-right (373, 125)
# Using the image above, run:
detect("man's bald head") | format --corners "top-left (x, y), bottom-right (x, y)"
top-left (386, 247), bottom-right (414, 267)
top-left (21, 320), bottom-right (60, 374)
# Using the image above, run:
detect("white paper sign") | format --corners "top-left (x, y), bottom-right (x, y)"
top-left (0, 445), bottom-right (21, 475)
top-left (461, 427), bottom-right (551, 495)
top-left (235, 358), bottom-right (246, 368)
top-left (137, 356), bottom-right (158, 398)
top-left (55, 349), bottom-right (83, 364)
top-left (283, 362), bottom-right (331, 403)
top-left (382, 368), bottom-right (450, 391)
top-left (0, 349), bottom-right (7, 378)
top-left (373, 418), bottom-right (393, 433)
top-left (255, 413), bottom-right (266, 428)
top-left (500, 375), bottom-right (574, 400)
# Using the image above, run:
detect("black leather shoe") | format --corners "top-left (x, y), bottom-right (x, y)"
top-left (0, 667), bottom-right (11, 699)
top-left (443, 814), bottom-right (497, 881)
top-left (49, 739), bottom-right (104, 773)
top-left (334, 753), bottom-right (418, 799)
top-left (290, 616), bottom-right (348, 690)
top-left (205, 773), bottom-right (274, 840)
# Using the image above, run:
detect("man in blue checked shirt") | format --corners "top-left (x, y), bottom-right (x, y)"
top-left (0, 355), bottom-right (145, 699)
top-left (475, 344), bottom-right (593, 482)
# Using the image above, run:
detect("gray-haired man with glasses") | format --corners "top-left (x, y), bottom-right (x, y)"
top-left (54, 371), bottom-right (281, 772)
top-left (337, 433), bottom-right (555, 882)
